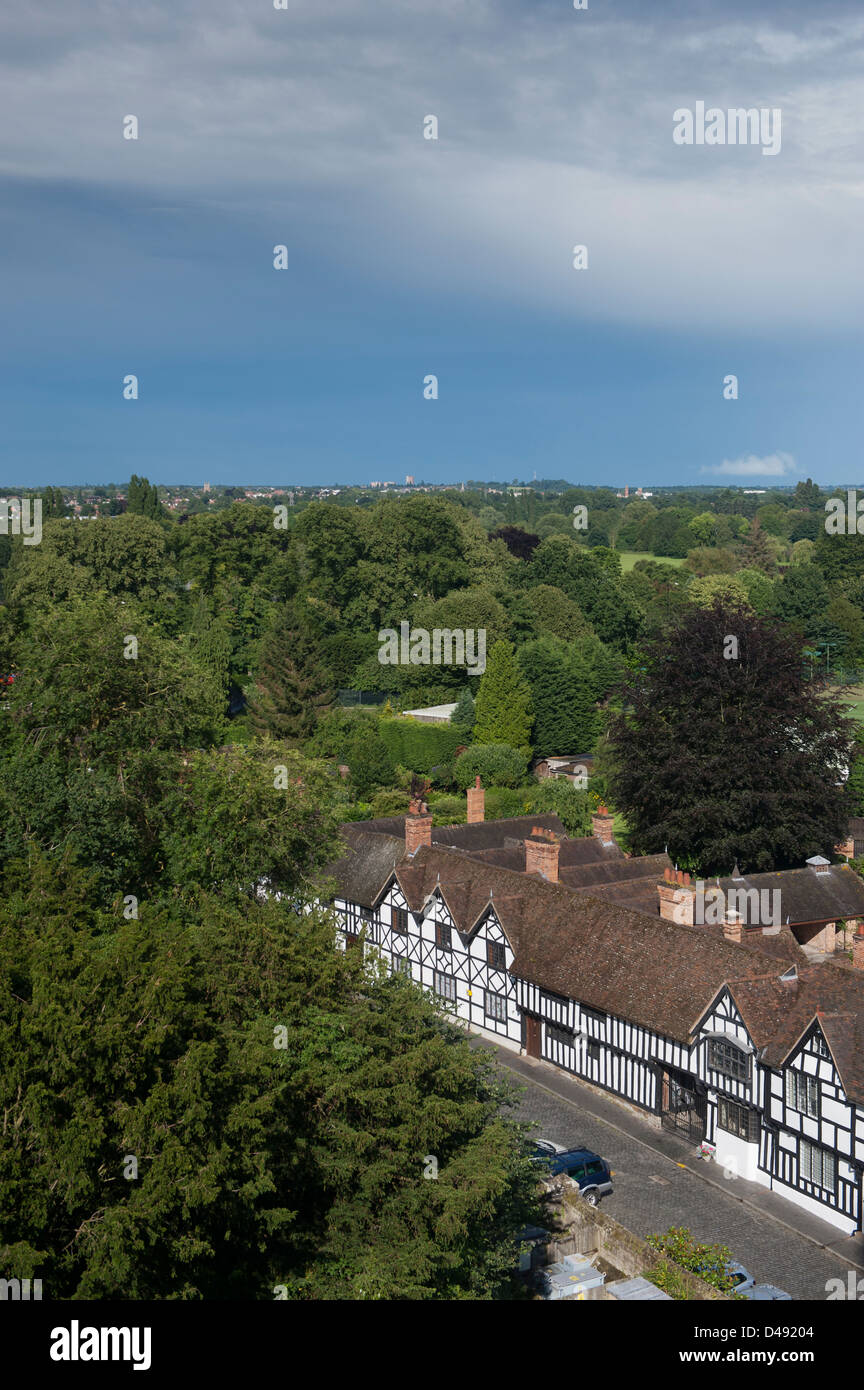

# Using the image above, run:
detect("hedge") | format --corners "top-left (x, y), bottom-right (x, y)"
top-left (377, 719), bottom-right (465, 773)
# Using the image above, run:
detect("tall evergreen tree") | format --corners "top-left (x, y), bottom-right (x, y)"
top-left (451, 685), bottom-right (476, 734)
top-left (518, 637), bottom-right (597, 756)
top-left (127, 474), bottom-right (163, 519)
top-left (472, 640), bottom-right (533, 749)
top-left (247, 606), bottom-right (334, 741)
top-left (0, 853), bottom-right (539, 1300)
top-left (742, 517), bottom-right (775, 574)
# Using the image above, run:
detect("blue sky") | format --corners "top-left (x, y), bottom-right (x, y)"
top-left (2, 0), bottom-right (863, 488)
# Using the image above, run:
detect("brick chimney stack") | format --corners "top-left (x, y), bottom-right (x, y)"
top-left (466, 776), bottom-right (485, 824)
top-left (657, 869), bottom-right (695, 924)
top-left (853, 933), bottom-right (864, 971)
top-left (723, 909), bottom-right (743, 944)
top-left (405, 799), bottom-right (433, 856)
top-left (591, 804), bottom-right (615, 847)
top-left (525, 827), bottom-right (560, 883)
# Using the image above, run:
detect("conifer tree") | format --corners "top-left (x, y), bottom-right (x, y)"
top-left (472, 640), bottom-right (533, 749)
top-left (743, 517), bottom-right (774, 574)
top-left (518, 637), bottom-right (597, 756)
top-left (451, 685), bottom-right (475, 734)
top-left (247, 606), bottom-right (334, 742)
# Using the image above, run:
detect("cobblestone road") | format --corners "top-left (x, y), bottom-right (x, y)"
top-left (481, 1043), bottom-right (864, 1302)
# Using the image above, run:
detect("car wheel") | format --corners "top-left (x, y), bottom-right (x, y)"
top-left (584, 1189), bottom-right (600, 1207)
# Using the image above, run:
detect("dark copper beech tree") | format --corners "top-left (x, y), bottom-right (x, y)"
top-left (604, 601), bottom-right (853, 875)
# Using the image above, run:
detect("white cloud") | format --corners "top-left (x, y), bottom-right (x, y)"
top-left (702, 452), bottom-right (799, 476)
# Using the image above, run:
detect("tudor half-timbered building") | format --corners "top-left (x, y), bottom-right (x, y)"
top-left (325, 794), bottom-right (864, 1235)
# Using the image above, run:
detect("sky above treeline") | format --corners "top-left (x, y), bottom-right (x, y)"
top-left (3, 0), bottom-right (863, 488)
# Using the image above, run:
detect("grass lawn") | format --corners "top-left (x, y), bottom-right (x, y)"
top-left (618, 551), bottom-right (685, 572)
top-left (826, 681), bottom-right (864, 725)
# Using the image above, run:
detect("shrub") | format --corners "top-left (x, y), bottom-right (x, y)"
top-left (484, 787), bottom-right (529, 820)
top-left (523, 780), bottom-right (591, 836)
top-left (428, 762), bottom-right (457, 790)
top-left (454, 744), bottom-right (529, 790)
top-left (645, 1227), bottom-right (739, 1297)
top-left (428, 793), bottom-right (466, 826)
top-left (370, 788), bottom-right (411, 818)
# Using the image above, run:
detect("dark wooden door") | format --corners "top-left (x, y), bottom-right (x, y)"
top-left (525, 1015), bottom-right (541, 1059)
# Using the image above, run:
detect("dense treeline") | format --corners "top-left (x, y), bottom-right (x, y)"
top-left (0, 499), bottom-right (543, 1298)
top-left (1, 473), bottom-right (862, 1296)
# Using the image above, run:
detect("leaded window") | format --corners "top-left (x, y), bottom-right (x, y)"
top-left (484, 991), bottom-right (507, 1022)
top-left (785, 1070), bottom-right (820, 1119)
top-left (434, 970), bottom-right (456, 1001)
top-left (799, 1138), bottom-right (835, 1190)
top-left (546, 1021), bottom-right (575, 1047)
top-left (708, 1037), bottom-right (750, 1084)
top-left (717, 1096), bottom-right (760, 1142)
top-left (487, 940), bottom-right (506, 971)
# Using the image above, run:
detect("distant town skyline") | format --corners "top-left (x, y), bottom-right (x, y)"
top-left (3, 0), bottom-right (863, 487)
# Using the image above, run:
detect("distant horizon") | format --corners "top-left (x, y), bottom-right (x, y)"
top-left (0, 477), bottom-right (845, 495)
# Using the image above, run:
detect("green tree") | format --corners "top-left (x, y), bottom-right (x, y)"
top-left (126, 474), bottom-right (163, 519)
top-left (0, 596), bottom-right (226, 893)
top-left (518, 637), bottom-right (597, 755)
top-left (473, 641), bottom-right (533, 748)
top-left (793, 478), bottom-right (822, 508)
top-left (790, 538), bottom-right (816, 565)
top-left (774, 564), bottom-right (829, 641)
top-left (451, 685), bottom-right (476, 735)
top-left (687, 574), bottom-right (752, 611)
top-left (247, 606), bottom-right (335, 742)
top-left (742, 517), bottom-right (775, 574)
top-left (521, 584), bottom-right (591, 640)
top-left (527, 538), bottom-right (643, 652)
top-left (0, 855), bottom-right (539, 1299)
top-left (40, 486), bottom-right (67, 519)
top-left (453, 743), bottom-right (529, 789)
top-left (345, 721), bottom-right (397, 800)
top-left (605, 601), bottom-right (852, 873)
top-left (734, 567), bottom-right (775, 616)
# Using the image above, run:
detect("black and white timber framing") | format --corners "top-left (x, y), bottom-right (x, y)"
top-left (328, 822), bottom-right (864, 1235)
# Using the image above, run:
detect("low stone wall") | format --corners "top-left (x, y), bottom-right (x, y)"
top-left (536, 1175), bottom-right (727, 1301)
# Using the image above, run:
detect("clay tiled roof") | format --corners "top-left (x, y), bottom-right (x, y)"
top-left (352, 813), bottom-right (565, 849)
top-left (390, 846), bottom-right (794, 1044)
top-left (730, 965), bottom-right (864, 1104)
top-left (715, 864), bottom-right (864, 927)
top-left (325, 826), bottom-right (406, 909)
top-left (324, 818), bottom-right (864, 1095)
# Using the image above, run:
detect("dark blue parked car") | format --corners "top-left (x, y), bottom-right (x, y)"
top-left (532, 1141), bottom-right (614, 1205)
